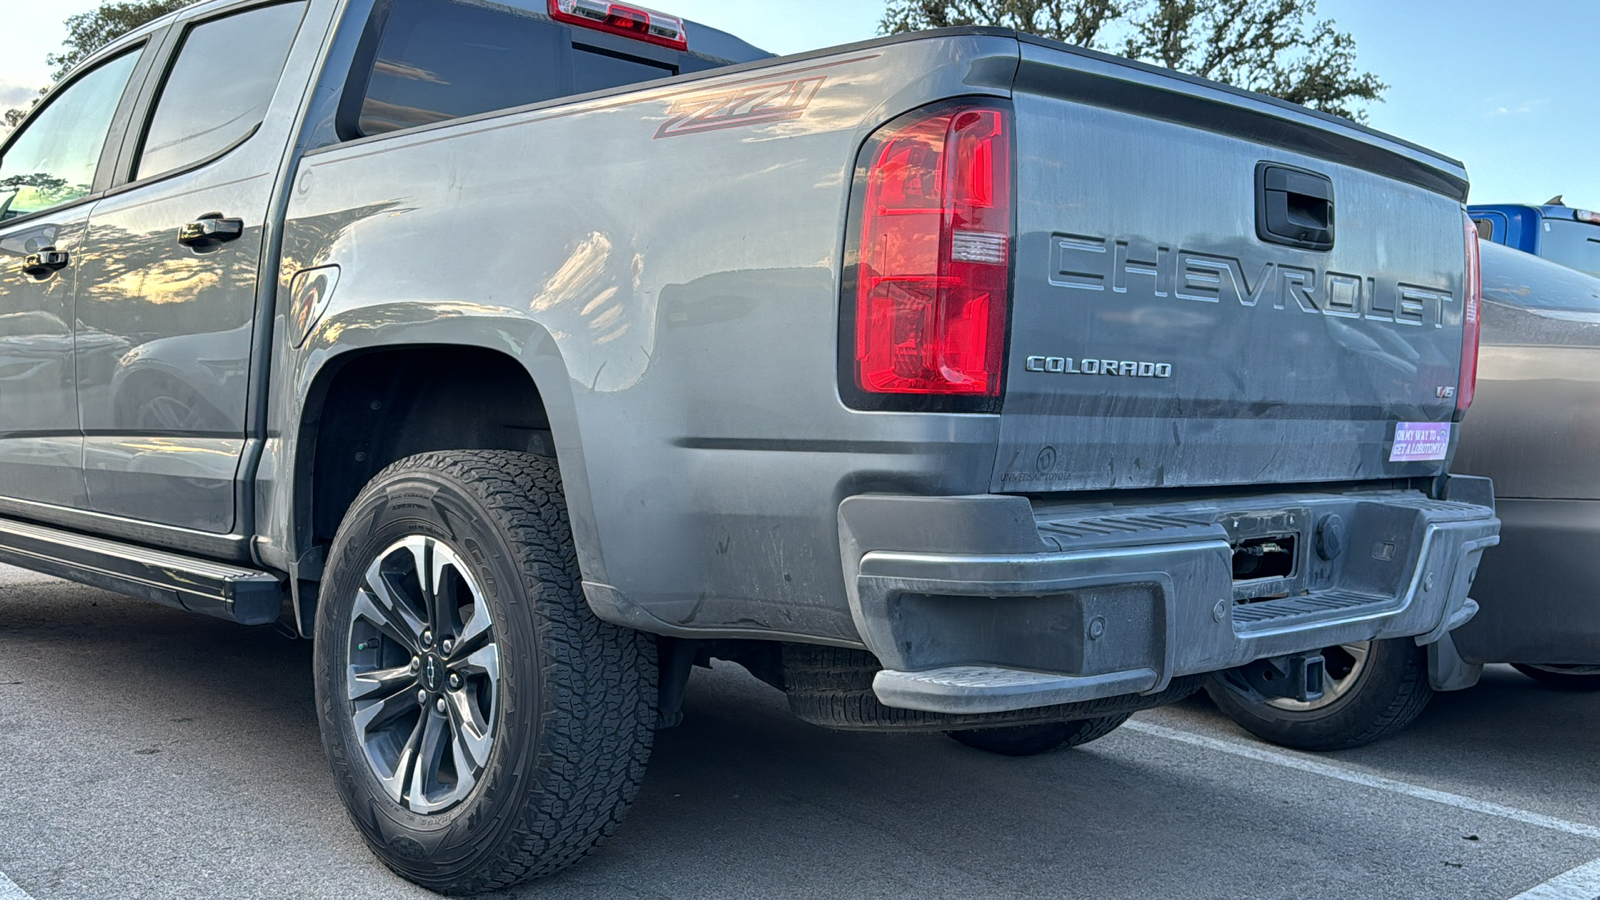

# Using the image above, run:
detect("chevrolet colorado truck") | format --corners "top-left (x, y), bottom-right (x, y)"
top-left (0, 0), bottom-right (1498, 891)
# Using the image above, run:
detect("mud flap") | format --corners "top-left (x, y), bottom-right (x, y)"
top-left (1421, 598), bottom-right (1484, 692)
top-left (1427, 633), bottom-right (1483, 692)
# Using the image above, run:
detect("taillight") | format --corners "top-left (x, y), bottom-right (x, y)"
top-left (1458, 211), bottom-right (1482, 414)
top-left (843, 101), bottom-right (1013, 408)
top-left (548, 0), bottom-right (688, 50)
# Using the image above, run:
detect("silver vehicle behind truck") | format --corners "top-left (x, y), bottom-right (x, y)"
top-left (0, 0), bottom-right (1497, 891)
top-left (1209, 240), bottom-right (1600, 743)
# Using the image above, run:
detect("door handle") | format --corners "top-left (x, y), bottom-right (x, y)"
top-left (21, 247), bottom-right (69, 279)
top-left (178, 213), bottom-right (244, 249)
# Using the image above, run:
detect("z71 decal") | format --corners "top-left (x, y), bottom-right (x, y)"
top-left (654, 76), bottom-right (826, 139)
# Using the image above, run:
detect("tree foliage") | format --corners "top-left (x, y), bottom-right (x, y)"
top-left (48, 0), bottom-right (197, 78)
top-left (880, 0), bottom-right (1385, 121)
top-left (2, 0), bottom-right (195, 136)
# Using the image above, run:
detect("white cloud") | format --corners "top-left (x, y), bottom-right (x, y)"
top-left (0, 82), bottom-right (43, 108)
top-left (1486, 96), bottom-right (1550, 117)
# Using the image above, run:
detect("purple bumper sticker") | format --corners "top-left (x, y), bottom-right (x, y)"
top-left (1390, 422), bottom-right (1453, 462)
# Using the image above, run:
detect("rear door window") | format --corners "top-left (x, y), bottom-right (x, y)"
top-left (0, 50), bottom-right (140, 221)
top-left (135, 2), bottom-right (307, 179)
top-left (1539, 219), bottom-right (1600, 279)
top-left (351, 0), bottom-right (675, 137)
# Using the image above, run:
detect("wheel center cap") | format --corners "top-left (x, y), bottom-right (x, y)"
top-left (421, 654), bottom-right (442, 692)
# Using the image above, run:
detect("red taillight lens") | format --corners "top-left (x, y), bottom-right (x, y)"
top-left (1458, 211), bottom-right (1482, 413)
top-left (548, 0), bottom-right (688, 50)
top-left (849, 103), bottom-right (1012, 400)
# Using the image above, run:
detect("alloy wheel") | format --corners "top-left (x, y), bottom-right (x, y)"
top-left (345, 535), bottom-right (501, 814)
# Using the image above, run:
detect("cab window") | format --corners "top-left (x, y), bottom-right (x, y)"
top-left (0, 50), bottom-right (139, 222)
top-left (351, 0), bottom-right (674, 138)
top-left (135, 2), bottom-right (307, 180)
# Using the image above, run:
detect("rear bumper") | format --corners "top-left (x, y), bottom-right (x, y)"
top-left (1452, 497), bottom-right (1600, 666)
top-left (839, 485), bottom-right (1500, 714)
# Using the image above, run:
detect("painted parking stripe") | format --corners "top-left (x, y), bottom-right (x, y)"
top-left (1124, 719), bottom-right (1600, 840)
top-left (0, 871), bottom-right (34, 900)
top-left (1509, 857), bottom-right (1600, 900)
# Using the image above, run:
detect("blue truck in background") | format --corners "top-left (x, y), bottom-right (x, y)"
top-left (1470, 198), bottom-right (1600, 278)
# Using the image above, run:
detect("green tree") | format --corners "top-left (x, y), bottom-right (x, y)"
top-left (2, 0), bottom-right (195, 135)
top-left (48, 0), bottom-right (197, 78)
top-left (879, 0), bottom-right (1385, 121)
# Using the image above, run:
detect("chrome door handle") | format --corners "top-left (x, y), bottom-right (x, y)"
top-left (178, 213), bottom-right (244, 249)
top-left (21, 247), bottom-right (69, 278)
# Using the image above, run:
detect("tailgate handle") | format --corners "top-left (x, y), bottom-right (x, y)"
top-left (1256, 163), bottom-right (1334, 251)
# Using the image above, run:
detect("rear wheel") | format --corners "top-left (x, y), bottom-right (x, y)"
top-left (1205, 639), bottom-right (1432, 751)
top-left (1512, 664), bottom-right (1600, 692)
top-left (313, 450), bottom-right (656, 894)
top-left (947, 714), bottom-right (1131, 756)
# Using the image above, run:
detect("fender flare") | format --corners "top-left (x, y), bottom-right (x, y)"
top-left (276, 305), bottom-right (606, 635)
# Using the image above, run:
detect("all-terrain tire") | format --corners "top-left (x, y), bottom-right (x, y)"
top-left (313, 450), bottom-right (656, 894)
top-left (947, 714), bottom-right (1132, 756)
top-left (1205, 638), bottom-right (1432, 752)
top-left (1512, 664), bottom-right (1600, 692)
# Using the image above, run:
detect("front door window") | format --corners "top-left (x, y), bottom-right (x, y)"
top-left (0, 50), bottom-right (139, 221)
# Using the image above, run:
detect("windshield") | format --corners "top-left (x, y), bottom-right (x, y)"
top-left (1540, 218), bottom-right (1600, 278)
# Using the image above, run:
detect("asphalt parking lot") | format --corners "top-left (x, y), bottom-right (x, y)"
top-left (0, 565), bottom-right (1596, 900)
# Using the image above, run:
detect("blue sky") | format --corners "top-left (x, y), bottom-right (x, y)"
top-left (1, 0), bottom-right (1592, 207)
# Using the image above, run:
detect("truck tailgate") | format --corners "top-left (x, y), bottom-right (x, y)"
top-left (995, 40), bottom-right (1471, 493)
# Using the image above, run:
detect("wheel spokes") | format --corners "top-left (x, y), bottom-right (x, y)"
top-left (444, 676), bottom-right (494, 767)
top-left (447, 728), bottom-right (482, 800)
top-left (453, 599), bottom-right (492, 659)
top-left (431, 546), bottom-right (460, 639)
top-left (353, 682), bottom-right (419, 734)
top-left (348, 663), bottom-right (417, 702)
top-left (357, 569), bottom-right (425, 653)
top-left (348, 535), bottom-right (502, 817)
top-left (380, 709), bottom-right (428, 805)
top-left (407, 707), bottom-right (451, 813)
top-left (1339, 642), bottom-right (1370, 668)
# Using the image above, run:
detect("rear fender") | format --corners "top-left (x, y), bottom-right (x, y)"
top-left (266, 307), bottom-right (600, 635)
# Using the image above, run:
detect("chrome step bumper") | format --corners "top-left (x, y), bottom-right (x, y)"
top-left (839, 483), bottom-right (1501, 715)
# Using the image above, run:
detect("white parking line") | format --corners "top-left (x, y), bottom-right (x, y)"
top-left (0, 871), bottom-right (34, 900)
top-left (1509, 857), bottom-right (1600, 900)
top-left (1124, 720), bottom-right (1600, 840)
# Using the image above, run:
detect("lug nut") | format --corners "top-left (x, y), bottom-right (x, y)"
top-left (441, 638), bottom-right (454, 655)
top-left (448, 673), bottom-right (462, 690)
top-left (421, 629), bottom-right (434, 647)
top-left (416, 689), bottom-right (428, 706)
top-left (410, 656), bottom-right (420, 671)
top-left (435, 697), bottom-right (447, 714)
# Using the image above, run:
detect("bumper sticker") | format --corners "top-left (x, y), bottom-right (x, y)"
top-left (1390, 422), bottom-right (1452, 462)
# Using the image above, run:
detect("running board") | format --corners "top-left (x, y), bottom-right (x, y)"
top-left (0, 517), bottom-right (285, 625)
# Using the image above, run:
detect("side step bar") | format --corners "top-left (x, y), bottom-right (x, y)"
top-left (0, 517), bottom-right (285, 625)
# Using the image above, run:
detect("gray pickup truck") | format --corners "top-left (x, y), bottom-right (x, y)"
top-left (0, 0), bottom-right (1499, 891)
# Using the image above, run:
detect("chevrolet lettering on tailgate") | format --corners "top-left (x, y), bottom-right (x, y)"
top-left (1049, 233), bottom-right (1456, 327)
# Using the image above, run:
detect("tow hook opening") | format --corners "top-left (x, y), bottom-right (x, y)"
top-left (1231, 535), bottom-right (1296, 581)
top-left (1227, 652), bottom-right (1326, 702)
